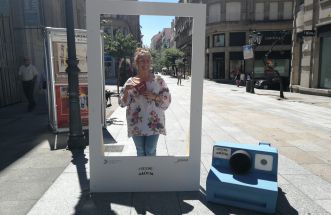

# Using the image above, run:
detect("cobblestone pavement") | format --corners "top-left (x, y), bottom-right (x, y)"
top-left (1, 75), bottom-right (331, 215)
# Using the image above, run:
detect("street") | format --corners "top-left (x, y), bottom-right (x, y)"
top-left (1, 74), bottom-right (331, 215)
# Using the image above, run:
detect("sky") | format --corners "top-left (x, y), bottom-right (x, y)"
top-left (138, 0), bottom-right (178, 47)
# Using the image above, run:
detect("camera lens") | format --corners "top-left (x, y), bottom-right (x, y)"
top-left (229, 150), bottom-right (252, 175)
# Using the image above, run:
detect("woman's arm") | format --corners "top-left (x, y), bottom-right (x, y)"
top-left (118, 80), bottom-right (135, 107)
top-left (155, 77), bottom-right (171, 110)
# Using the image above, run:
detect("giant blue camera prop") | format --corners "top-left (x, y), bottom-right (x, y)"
top-left (206, 141), bottom-right (278, 214)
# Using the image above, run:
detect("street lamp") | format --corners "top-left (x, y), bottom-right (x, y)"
top-left (65, 0), bottom-right (86, 150)
top-left (248, 30), bottom-right (262, 94)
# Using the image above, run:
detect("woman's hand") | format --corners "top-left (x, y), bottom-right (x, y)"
top-left (143, 91), bottom-right (158, 101)
top-left (122, 83), bottom-right (135, 103)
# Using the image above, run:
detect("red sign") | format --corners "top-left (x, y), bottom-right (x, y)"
top-left (55, 85), bottom-right (88, 128)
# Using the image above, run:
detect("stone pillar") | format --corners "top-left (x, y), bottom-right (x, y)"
top-left (225, 32), bottom-right (230, 80)
top-left (290, 40), bottom-right (301, 86)
top-left (300, 38), bottom-right (313, 88)
top-left (209, 52), bottom-right (213, 79)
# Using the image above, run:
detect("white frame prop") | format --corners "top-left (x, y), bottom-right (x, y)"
top-left (87, 0), bottom-right (206, 192)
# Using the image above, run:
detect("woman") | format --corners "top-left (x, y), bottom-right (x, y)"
top-left (119, 48), bottom-right (171, 156)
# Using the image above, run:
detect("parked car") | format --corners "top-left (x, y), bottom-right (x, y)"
top-left (255, 77), bottom-right (289, 90)
top-left (255, 78), bottom-right (280, 90)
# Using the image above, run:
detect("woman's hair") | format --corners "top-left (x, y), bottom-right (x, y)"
top-left (134, 48), bottom-right (152, 68)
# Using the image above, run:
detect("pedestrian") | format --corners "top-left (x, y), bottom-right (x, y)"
top-left (234, 68), bottom-right (240, 87)
top-left (177, 69), bottom-right (183, 85)
top-left (18, 57), bottom-right (39, 111)
top-left (118, 48), bottom-right (171, 156)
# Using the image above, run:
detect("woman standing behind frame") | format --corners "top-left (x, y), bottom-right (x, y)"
top-left (119, 48), bottom-right (171, 156)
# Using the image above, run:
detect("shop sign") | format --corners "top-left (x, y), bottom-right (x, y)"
top-left (298, 30), bottom-right (316, 37)
top-left (302, 30), bottom-right (316, 37)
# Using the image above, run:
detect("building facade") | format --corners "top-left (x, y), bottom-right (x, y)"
top-left (150, 28), bottom-right (172, 51)
top-left (101, 14), bottom-right (141, 84)
top-left (151, 32), bottom-right (162, 50)
top-left (0, 0), bottom-right (141, 106)
top-left (176, 0), bottom-right (294, 85)
top-left (291, 0), bottom-right (331, 96)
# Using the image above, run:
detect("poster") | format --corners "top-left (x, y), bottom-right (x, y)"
top-left (243, 45), bottom-right (254, 60)
top-left (52, 42), bottom-right (88, 84)
top-left (55, 85), bottom-right (88, 129)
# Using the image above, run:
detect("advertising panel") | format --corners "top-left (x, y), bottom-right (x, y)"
top-left (44, 27), bottom-right (89, 132)
top-left (55, 85), bottom-right (88, 129)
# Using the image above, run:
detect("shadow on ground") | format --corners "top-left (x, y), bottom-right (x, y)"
top-left (69, 150), bottom-right (298, 215)
top-left (0, 99), bottom-right (67, 172)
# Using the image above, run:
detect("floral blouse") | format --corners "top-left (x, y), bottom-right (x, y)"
top-left (119, 75), bottom-right (171, 137)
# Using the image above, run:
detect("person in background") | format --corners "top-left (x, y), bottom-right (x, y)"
top-left (177, 69), bottom-right (183, 86)
top-left (119, 48), bottom-right (171, 156)
top-left (18, 57), bottom-right (39, 111)
top-left (234, 67), bottom-right (241, 87)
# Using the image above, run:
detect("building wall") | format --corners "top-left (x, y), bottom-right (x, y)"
top-left (291, 0), bottom-right (331, 95)
top-left (9, 0), bottom-right (86, 76)
top-left (176, 0), bottom-right (293, 83)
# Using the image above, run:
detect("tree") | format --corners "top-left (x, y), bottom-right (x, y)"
top-left (150, 49), bottom-right (162, 73)
top-left (104, 31), bottom-right (140, 93)
top-left (160, 48), bottom-right (184, 75)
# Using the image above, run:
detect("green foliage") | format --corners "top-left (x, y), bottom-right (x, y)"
top-left (104, 31), bottom-right (140, 59)
top-left (150, 49), bottom-right (162, 73)
top-left (104, 31), bottom-right (140, 89)
top-left (160, 48), bottom-right (184, 70)
top-left (175, 59), bottom-right (184, 68)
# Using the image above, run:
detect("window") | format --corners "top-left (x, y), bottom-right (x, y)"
top-left (208, 3), bottom-right (221, 23)
top-left (283, 2), bottom-right (293, 20)
top-left (320, 35), bottom-right (331, 88)
top-left (226, 2), bottom-right (241, 21)
top-left (213, 34), bottom-right (225, 47)
top-left (255, 3), bottom-right (264, 21)
top-left (269, 2), bottom-right (278, 20)
top-left (230, 32), bottom-right (246, 46)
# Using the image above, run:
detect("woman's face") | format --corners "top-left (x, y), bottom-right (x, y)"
top-left (137, 55), bottom-right (151, 73)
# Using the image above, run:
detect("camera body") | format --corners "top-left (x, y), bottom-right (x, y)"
top-left (206, 141), bottom-right (278, 214)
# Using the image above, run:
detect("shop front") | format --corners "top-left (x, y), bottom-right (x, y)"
top-left (212, 52), bottom-right (225, 79)
top-left (318, 24), bottom-right (331, 89)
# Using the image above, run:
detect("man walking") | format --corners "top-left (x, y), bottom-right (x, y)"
top-left (18, 57), bottom-right (39, 111)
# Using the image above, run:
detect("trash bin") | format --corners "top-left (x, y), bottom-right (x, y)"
top-left (246, 80), bottom-right (251, 92)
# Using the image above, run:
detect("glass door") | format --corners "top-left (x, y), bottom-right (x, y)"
top-left (319, 34), bottom-right (331, 89)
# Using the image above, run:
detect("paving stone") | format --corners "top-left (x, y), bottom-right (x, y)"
top-left (131, 192), bottom-right (181, 215)
top-left (7, 76), bottom-right (331, 215)
top-left (27, 173), bottom-right (89, 215)
top-left (303, 164), bottom-right (331, 183)
top-left (0, 167), bottom-right (64, 184)
top-left (278, 146), bottom-right (324, 164)
top-left (278, 155), bottom-right (311, 175)
top-left (0, 181), bottom-right (51, 201)
top-left (0, 200), bottom-right (36, 215)
top-left (282, 174), bottom-right (331, 200)
top-left (178, 191), bottom-right (228, 215)
top-left (316, 200), bottom-right (331, 214)
top-left (277, 184), bottom-right (329, 215)
top-left (287, 139), bottom-right (325, 152)
top-left (277, 174), bottom-right (290, 186)
top-left (77, 192), bottom-right (133, 215)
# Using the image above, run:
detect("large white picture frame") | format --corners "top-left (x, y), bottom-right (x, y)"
top-left (87, 0), bottom-right (206, 192)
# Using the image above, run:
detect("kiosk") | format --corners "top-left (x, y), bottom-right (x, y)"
top-left (87, 1), bottom-right (206, 192)
top-left (44, 27), bottom-right (89, 132)
top-left (44, 27), bottom-right (107, 133)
